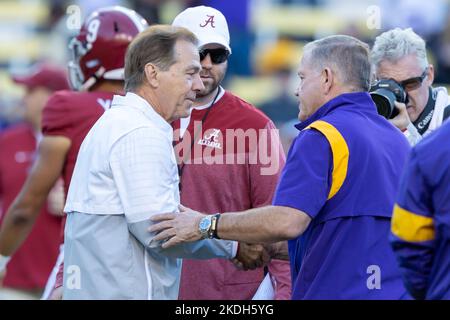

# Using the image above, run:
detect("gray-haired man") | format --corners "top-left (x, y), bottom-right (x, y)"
top-left (371, 27), bottom-right (450, 145)
top-left (150, 35), bottom-right (412, 300)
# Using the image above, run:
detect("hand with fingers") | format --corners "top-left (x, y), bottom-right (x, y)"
top-left (263, 241), bottom-right (289, 261)
top-left (231, 242), bottom-right (271, 271)
top-left (149, 204), bottom-right (204, 248)
top-left (389, 101), bottom-right (411, 131)
top-left (47, 178), bottom-right (66, 216)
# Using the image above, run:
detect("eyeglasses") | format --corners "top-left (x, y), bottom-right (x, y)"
top-left (397, 68), bottom-right (428, 91)
top-left (199, 48), bottom-right (229, 64)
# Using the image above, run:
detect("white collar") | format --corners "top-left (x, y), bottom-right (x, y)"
top-left (178, 87), bottom-right (226, 138)
top-left (192, 86), bottom-right (225, 110)
top-left (111, 92), bottom-right (172, 133)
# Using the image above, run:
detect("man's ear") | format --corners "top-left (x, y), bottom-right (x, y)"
top-left (144, 63), bottom-right (159, 88)
top-left (322, 67), bottom-right (334, 95)
top-left (427, 64), bottom-right (434, 86)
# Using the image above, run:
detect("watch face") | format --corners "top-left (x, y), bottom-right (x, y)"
top-left (199, 217), bottom-right (211, 231)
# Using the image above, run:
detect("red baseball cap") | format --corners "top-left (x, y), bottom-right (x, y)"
top-left (12, 63), bottom-right (70, 92)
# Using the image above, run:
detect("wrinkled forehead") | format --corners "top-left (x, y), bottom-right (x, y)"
top-left (297, 50), bottom-right (314, 73)
top-left (174, 40), bottom-right (201, 65)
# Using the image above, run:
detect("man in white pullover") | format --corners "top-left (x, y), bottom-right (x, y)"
top-left (62, 25), bottom-right (249, 299)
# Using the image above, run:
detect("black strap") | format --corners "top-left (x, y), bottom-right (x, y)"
top-left (176, 87), bottom-right (221, 191)
top-left (443, 104), bottom-right (450, 122)
top-left (212, 214), bottom-right (221, 239)
top-left (413, 87), bottom-right (435, 135)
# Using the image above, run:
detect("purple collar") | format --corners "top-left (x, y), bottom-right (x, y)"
top-left (295, 92), bottom-right (375, 131)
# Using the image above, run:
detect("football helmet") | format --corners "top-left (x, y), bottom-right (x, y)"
top-left (68, 6), bottom-right (148, 91)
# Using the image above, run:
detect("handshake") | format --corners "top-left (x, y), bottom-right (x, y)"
top-left (231, 241), bottom-right (287, 271)
top-left (148, 205), bottom-right (290, 270)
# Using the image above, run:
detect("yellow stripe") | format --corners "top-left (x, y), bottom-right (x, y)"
top-left (391, 204), bottom-right (435, 242)
top-left (306, 120), bottom-right (349, 200)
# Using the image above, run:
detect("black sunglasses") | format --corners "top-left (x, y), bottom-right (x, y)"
top-left (199, 48), bottom-right (229, 64)
top-left (397, 68), bottom-right (428, 91)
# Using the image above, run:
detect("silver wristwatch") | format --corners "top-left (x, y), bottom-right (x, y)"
top-left (198, 215), bottom-right (213, 239)
top-left (198, 214), bottom-right (220, 239)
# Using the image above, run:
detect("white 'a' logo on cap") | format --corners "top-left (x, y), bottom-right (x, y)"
top-left (200, 15), bottom-right (215, 28)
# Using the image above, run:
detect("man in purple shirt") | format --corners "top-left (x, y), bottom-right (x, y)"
top-left (150, 35), bottom-right (411, 299)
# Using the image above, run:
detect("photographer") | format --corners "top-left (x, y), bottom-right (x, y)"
top-left (371, 28), bottom-right (450, 146)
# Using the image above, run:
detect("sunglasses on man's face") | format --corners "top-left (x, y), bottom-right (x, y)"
top-left (199, 48), bottom-right (229, 64)
top-left (397, 68), bottom-right (428, 91)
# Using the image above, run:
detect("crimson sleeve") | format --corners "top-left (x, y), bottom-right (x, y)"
top-left (42, 92), bottom-right (72, 137)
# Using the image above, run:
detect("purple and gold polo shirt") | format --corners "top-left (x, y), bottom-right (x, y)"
top-left (273, 92), bottom-right (411, 299)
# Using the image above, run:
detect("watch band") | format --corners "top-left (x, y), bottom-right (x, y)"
top-left (211, 213), bottom-right (221, 239)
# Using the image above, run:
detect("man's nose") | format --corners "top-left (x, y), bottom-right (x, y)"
top-left (193, 73), bottom-right (205, 92)
top-left (201, 53), bottom-right (213, 69)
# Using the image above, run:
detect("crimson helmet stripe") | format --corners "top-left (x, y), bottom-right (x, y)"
top-left (101, 6), bottom-right (148, 33)
top-left (68, 6), bottom-right (148, 91)
top-left (97, 7), bottom-right (147, 83)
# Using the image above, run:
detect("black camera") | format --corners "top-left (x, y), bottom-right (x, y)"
top-left (369, 79), bottom-right (407, 119)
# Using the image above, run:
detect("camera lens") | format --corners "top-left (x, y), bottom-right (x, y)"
top-left (370, 89), bottom-right (397, 119)
top-left (369, 79), bottom-right (405, 119)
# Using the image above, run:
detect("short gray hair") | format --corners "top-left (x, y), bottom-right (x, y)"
top-left (124, 24), bottom-right (198, 92)
top-left (303, 35), bottom-right (371, 91)
top-left (371, 28), bottom-right (428, 74)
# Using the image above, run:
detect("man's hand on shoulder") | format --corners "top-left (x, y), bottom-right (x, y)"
top-left (149, 205), bottom-right (203, 248)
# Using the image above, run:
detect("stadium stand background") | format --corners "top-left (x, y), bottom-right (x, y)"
top-left (1, 0), bottom-right (449, 132)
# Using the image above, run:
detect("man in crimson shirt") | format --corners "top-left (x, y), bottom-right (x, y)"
top-left (0, 63), bottom-right (67, 299)
top-left (0, 6), bottom-right (148, 299)
top-left (172, 6), bottom-right (291, 300)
